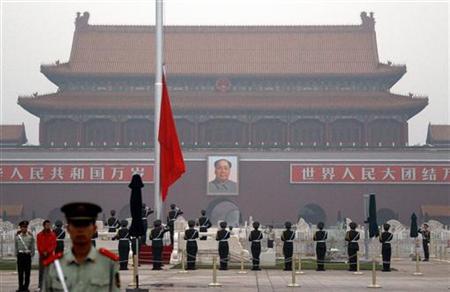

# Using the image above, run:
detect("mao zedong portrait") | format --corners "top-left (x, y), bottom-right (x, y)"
top-left (208, 158), bottom-right (238, 194)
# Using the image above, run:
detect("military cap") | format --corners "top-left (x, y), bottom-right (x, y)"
top-left (253, 221), bottom-right (260, 229)
top-left (170, 204), bottom-right (176, 209)
top-left (285, 221), bottom-right (292, 229)
top-left (18, 220), bottom-right (29, 227)
top-left (423, 223), bottom-right (429, 228)
top-left (121, 220), bottom-right (129, 227)
top-left (188, 220), bottom-right (195, 227)
top-left (54, 220), bottom-right (63, 227)
top-left (61, 202), bottom-right (102, 226)
top-left (317, 222), bottom-right (325, 230)
top-left (383, 223), bottom-right (390, 231)
top-left (110, 210), bottom-right (116, 215)
top-left (154, 219), bottom-right (162, 227)
top-left (349, 222), bottom-right (357, 229)
top-left (201, 209), bottom-right (206, 215)
top-left (219, 221), bottom-right (227, 229)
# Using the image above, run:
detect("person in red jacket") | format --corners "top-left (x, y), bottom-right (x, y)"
top-left (36, 219), bottom-right (56, 290)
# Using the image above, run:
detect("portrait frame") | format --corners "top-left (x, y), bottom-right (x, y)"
top-left (207, 155), bottom-right (239, 195)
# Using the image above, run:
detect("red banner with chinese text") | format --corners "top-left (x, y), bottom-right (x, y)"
top-left (291, 164), bottom-right (450, 184)
top-left (0, 163), bottom-right (154, 183)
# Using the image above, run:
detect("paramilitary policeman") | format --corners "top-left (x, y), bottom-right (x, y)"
top-left (141, 203), bottom-right (154, 245)
top-left (345, 221), bottom-right (360, 271)
top-left (281, 221), bottom-right (295, 271)
top-left (15, 220), bottom-right (35, 292)
top-left (183, 220), bottom-right (199, 270)
top-left (167, 204), bottom-right (183, 246)
top-left (418, 223), bottom-right (431, 261)
top-left (197, 210), bottom-right (212, 240)
top-left (149, 219), bottom-right (169, 270)
top-left (113, 220), bottom-right (130, 270)
top-left (106, 210), bottom-right (120, 233)
top-left (379, 223), bottom-right (393, 272)
top-left (248, 221), bottom-right (263, 271)
top-left (53, 220), bottom-right (66, 254)
top-left (43, 202), bottom-right (120, 292)
top-left (216, 221), bottom-right (230, 270)
top-left (313, 222), bottom-right (327, 271)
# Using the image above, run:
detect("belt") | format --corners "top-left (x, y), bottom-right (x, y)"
top-left (285, 240), bottom-right (293, 243)
top-left (187, 239), bottom-right (196, 241)
top-left (18, 251), bottom-right (31, 254)
top-left (119, 239), bottom-right (129, 241)
top-left (220, 239), bottom-right (228, 242)
top-left (57, 239), bottom-right (64, 241)
top-left (316, 240), bottom-right (326, 243)
top-left (252, 240), bottom-right (261, 243)
top-left (153, 238), bottom-right (163, 241)
top-left (142, 218), bottom-right (147, 220)
top-left (351, 241), bottom-right (359, 243)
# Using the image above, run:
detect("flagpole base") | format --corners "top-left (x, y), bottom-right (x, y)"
top-left (353, 271), bottom-right (364, 275)
top-left (413, 272), bottom-right (423, 276)
top-left (287, 283), bottom-right (300, 287)
top-left (126, 288), bottom-right (149, 292)
top-left (238, 271), bottom-right (247, 274)
top-left (367, 284), bottom-right (382, 288)
top-left (178, 270), bottom-right (188, 274)
top-left (208, 282), bottom-right (222, 287)
top-left (295, 271), bottom-right (305, 275)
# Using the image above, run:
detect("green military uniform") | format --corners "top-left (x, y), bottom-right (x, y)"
top-left (43, 247), bottom-right (120, 291)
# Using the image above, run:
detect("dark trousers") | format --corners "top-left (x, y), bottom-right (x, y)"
top-left (169, 225), bottom-right (174, 246)
top-left (382, 244), bottom-right (391, 271)
top-left (91, 239), bottom-right (96, 247)
top-left (200, 227), bottom-right (207, 240)
top-left (141, 220), bottom-right (148, 245)
top-left (118, 240), bottom-right (130, 270)
top-left (17, 253), bottom-right (31, 291)
top-left (55, 240), bottom-right (64, 254)
top-left (316, 244), bottom-right (326, 271)
top-left (251, 242), bottom-right (261, 270)
top-left (267, 240), bottom-right (274, 249)
top-left (186, 243), bottom-right (198, 269)
top-left (218, 242), bottom-right (229, 270)
top-left (423, 240), bottom-right (429, 260)
top-left (283, 243), bottom-right (293, 271)
top-left (152, 246), bottom-right (163, 269)
top-left (348, 247), bottom-right (358, 271)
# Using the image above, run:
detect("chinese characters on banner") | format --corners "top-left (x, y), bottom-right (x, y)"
top-left (291, 164), bottom-right (450, 184)
top-left (0, 163), bottom-right (154, 183)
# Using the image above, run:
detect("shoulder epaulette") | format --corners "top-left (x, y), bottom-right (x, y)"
top-left (99, 248), bottom-right (119, 261)
top-left (43, 252), bottom-right (64, 267)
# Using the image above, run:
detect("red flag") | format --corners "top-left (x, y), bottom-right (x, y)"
top-left (158, 73), bottom-right (186, 201)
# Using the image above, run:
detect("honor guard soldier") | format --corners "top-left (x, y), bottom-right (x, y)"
top-left (149, 219), bottom-right (169, 270)
top-left (43, 202), bottom-right (120, 292)
top-left (313, 222), bottom-right (327, 271)
top-left (216, 221), bottom-right (231, 270)
top-left (379, 223), bottom-right (393, 271)
top-left (106, 210), bottom-right (120, 233)
top-left (248, 221), bottom-right (263, 270)
top-left (167, 204), bottom-right (183, 246)
top-left (197, 210), bottom-right (212, 240)
top-left (141, 204), bottom-right (154, 245)
top-left (53, 220), bottom-right (66, 254)
top-left (264, 225), bottom-right (275, 249)
top-left (113, 220), bottom-right (130, 270)
top-left (183, 220), bottom-right (199, 270)
top-left (281, 221), bottom-right (295, 271)
top-left (345, 222), bottom-right (360, 271)
top-left (418, 223), bottom-right (431, 261)
top-left (15, 220), bottom-right (35, 292)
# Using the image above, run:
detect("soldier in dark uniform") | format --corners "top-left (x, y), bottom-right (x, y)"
top-left (53, 220), bottom-right (66, 254)
top-left (216, 221), bottom-right (230, 270)
top-left (313, 222), bottom-right (327, 271)
top-left (167, 203), bottom-right (183, 246)
top-left (106, 209), bottom-right (120, 233)
top-left (248, 221), bottom-right (263, 271)
top-left (149, 219), bottom-right (169, 270)
top-left (281, 221), bottom-right (295, 271)
top-left (113, 219), bottom-right (130, 270)
top-left (379, 223), bottom-right (393, 271)
top-left (141, 204), bottom-right (154, 245)
top-left (184, 220), bottom-right (199, 270)
top-left (418, 223), bottom-right (431, 261)
top-left (345, 222), bottom-right (360, 271)
top-left (197, 209), bottom-right (212, 240)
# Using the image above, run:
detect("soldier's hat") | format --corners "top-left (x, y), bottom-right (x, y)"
top-left (61, 202), bottom-right (102, 227)
top-left (18, 220), bottom-right (29, 227)
top-left (170, 204), bottom-right (176, 209)
top-left (188, 220), bottom-right (195, 227)
top-left (317, 222), bottom-right (325, 230)
top-left (253, 221), bottom-right (260, 229)
top-left (54, 220), bottom-right (63, 227)
top-left (121, 220), bottom-right (129, 227)
top-left (110, 209), bottom-right (116, 215)
top-left (219, 221), bottom-right (227, 229)
top-left (383, 223), bottom-right (390, 231)
top-left (154, 219), bottom-right (162, 227)
top-left (349, 222), bottom-right (357, 230)
top-left (201, 209), bottom-right (206, 215)
top-left (285, 221), bottom-right (292, 229)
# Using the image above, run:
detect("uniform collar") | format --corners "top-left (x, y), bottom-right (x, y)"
top-left (66, 247), bottom-right (97, 265)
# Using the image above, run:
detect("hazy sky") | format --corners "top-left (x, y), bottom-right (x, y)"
top-left (1, 0), bottom-right (448, 145)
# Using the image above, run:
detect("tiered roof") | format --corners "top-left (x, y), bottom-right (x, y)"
top-left (426, 124), bottom-right (450, 146)
top-left (0, 124), bottom-right (27, 146)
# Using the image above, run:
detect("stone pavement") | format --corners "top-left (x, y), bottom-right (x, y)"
top-left (0, 259), bottom-right (448, 291)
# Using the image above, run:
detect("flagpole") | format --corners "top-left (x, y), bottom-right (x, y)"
top-left (154, 0), bottom-right (163, 220)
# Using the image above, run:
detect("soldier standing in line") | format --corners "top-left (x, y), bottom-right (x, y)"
top-left (53, 220), bottom-right (66, 254)
top-left (15, 220), bottom-right (35, 292)
top-left (379, 223), bottom-right (393, 271)
top-left (184, 220), bottom-right (199, 270)
top-left (281, 221), bottom-right (295, 271)
top-left (313, 222), bottom-right (327, 271)
top-left (106, 210), bottom-right (120, 233)
top-left (43, 202), bottom-right (120, 292)
top-left (167, 203), bottom-right (183, 246)
top-left (113, 220), bottom-right (130, 270)
top-left (149, 219), bottom-right (169, 270)
top-left (418, 223), bottom-right (431, 261)
top-left (345, 222), bottom-right (360, 271)
top-left (216, 221), bottom-right (231, 270)
top-left (264, 225), bottom-right (275, 249)
top-left (141, 204), bottom-right (154, 245)
top-left (197, 209), bottom-right (212, 240)
top-left (248, 221), bottom-right (263, 271)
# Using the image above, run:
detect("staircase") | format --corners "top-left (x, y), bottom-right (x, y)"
top-left (138, 245), bottom-right (173, 265)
